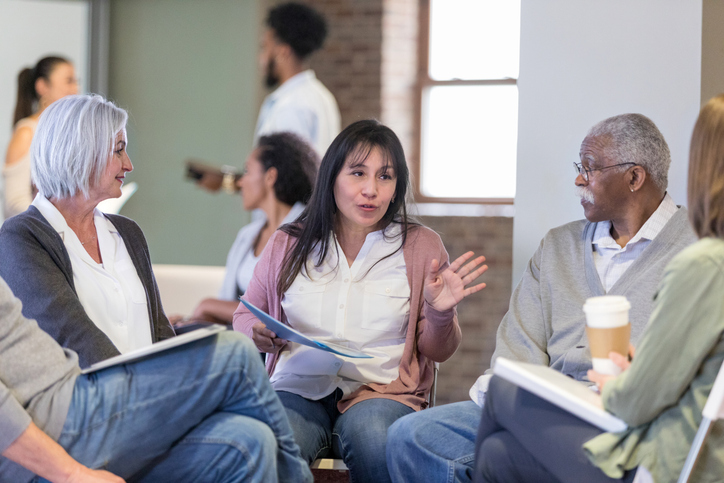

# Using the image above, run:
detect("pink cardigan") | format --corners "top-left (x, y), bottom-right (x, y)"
top-left (232, 225), bottom-right (462, 412)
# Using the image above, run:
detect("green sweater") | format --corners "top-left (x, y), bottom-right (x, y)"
top-left (584, 237), bottom-right (724, 483)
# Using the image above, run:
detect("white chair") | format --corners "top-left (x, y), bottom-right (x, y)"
top-left (311, 363), bottom-right (440, 478)
top-left (633, 359), bottom-right (724, 483)
top-left (152, 264), bottom-right (226, 316)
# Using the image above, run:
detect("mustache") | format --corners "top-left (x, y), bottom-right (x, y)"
top-left (575, 186), bottom-right (594, 204)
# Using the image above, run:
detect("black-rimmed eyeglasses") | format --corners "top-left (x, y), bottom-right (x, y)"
top-left (573, 162), bottom-right (637, 182)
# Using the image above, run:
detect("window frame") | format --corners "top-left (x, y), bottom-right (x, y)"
top-left (412, 0), bottom-right (517, 205)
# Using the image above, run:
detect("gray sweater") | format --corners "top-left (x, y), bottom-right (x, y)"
top-left (490, 207), bottom-right (697, 381)
top-left (0, 206), bottom-right (175, 368)
top-left (0, 276), bottom-right (79, 479)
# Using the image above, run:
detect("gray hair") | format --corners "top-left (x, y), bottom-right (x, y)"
top-left (586, 113), bottom-right (671, 191)
top-left (31, 94), bottom-right (128, 199)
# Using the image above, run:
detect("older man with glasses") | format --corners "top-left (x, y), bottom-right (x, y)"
top-left (386, 113), bottom-right (697, 483)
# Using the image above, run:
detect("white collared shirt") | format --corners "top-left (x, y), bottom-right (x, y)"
top-left (32, 194), bottom-right (152, 353)
top-left (592, 193), bottom-right (678, 291)
top-left (271, 224), bottom-right (410, 400)
top-left (254, 70), bottom-right (341, 158)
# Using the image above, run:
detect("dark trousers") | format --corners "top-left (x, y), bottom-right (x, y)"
top-left (474, 376), bottom-right (637, 483)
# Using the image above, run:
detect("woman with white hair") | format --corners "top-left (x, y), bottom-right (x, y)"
top-left (0, 94), bottom-right (174, 368)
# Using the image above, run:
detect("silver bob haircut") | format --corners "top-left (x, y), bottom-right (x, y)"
top-left (31, 94), bottom-right (128, 199)
top-left (586, 113), bottom-right (671, 191)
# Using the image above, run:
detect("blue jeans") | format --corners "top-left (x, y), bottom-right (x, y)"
top-left (278, 390), bottom-right (414, 483)
top-left (46, 332), bottom-right (311, 483)
top-left (386, 400), bottom-right (481, 483)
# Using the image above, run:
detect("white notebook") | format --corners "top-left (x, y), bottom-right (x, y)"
top-left (81, 324), bottom-right (226, 374)
top-left (493, 357), bottom-right (628, 433)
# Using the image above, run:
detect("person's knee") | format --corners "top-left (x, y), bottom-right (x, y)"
top-left (215, 331), bottom-right (263, 368)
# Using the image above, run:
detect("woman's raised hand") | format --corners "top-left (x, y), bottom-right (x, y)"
top-left (424, 251), bottom-right (488, 312)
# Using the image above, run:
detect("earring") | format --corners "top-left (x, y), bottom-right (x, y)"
top-left (630, 188), bottom-right (635, 193)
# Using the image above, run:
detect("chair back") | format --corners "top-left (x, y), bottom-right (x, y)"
top-left (677, 359), bottom-right (724, 483)
top-left (703, 359), bottom-right (724, 420)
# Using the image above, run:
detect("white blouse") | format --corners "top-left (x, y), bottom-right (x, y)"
top-left (271, 223), bottom-right (411, 400)
top-left (32, 194), bottom-right (152, 354)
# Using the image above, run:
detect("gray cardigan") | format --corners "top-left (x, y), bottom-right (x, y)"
top-left (0, 206), bottom-right (175, 368)
top-left (489, 207), bottom-right (697, 381)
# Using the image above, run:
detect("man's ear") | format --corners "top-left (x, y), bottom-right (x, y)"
top-left (276, 42), bottom-right (294, 62)
top-left (629, 165), bottom-right (646, 192)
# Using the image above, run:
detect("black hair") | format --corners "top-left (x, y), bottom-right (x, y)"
top-left (256, 132), bottom-right (318, 205)
top-left (13, 56), bottom-right (70, 126)
top-left (277, 119), bottom-right (416, 297)
top-left (266, 2), bottom-right (328, 60)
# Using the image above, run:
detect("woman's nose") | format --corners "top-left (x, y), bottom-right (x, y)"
top-left (362, 178), bottom-right (377, 197)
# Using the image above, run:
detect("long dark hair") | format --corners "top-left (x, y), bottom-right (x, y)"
top-left (277, 119), bottom-right (416, 297)
top-left (13, 56), bottom-right (69, 125)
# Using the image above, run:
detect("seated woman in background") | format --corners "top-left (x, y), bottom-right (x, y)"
top-left (0, 94), bottom-right (174, 368)
top-left (182, 132), bottom-right (317, 326)
top-left (4, 56), bottom-right (78, 219)
top-left (473, 95), bottom-right (724, 483)
top-left (234, 119), bottom-right (488, 483)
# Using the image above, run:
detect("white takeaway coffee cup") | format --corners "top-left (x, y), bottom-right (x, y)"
top-left (583, 296), bottom-right (631, 376)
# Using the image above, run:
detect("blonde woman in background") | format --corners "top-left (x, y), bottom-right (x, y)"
top-left (3, 56), bottom-right (78, 218)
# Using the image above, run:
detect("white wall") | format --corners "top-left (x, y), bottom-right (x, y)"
top-left (512, 0), bottom-right (702, 284)
top-left (0, 0), bottom-right (89, 222)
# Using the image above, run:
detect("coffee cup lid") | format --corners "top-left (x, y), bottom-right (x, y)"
top-left (583, 295), bottom-right (631, 313)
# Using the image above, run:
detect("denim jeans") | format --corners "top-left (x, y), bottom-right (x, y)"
top-left (278, 390), bottom-right (414, 483)
top-left (386, 400), bottom-right (481, 483)
top-left (43, 332), bottom-right (311, 483)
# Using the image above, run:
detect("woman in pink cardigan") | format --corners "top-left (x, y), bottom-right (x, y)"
top-left (233, 119), bottom-right (487, 482)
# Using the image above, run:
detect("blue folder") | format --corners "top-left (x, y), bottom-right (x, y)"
top-left (241, 300), bottom-right (372, 359)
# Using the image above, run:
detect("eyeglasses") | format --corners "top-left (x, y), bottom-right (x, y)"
top-left (573, 162), bottom-right (637, 182)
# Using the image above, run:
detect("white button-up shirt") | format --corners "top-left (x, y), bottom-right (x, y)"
top-left (254, 70), bottom-right (341, 158)
top-left (592, 193), bottom-right (678, 291)
top-left (33, 195), bottom-right (152, 353)
top-left (271, 224), bottom-right (410, 400)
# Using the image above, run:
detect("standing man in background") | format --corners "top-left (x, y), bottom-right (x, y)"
top-left (255, 2), bottom-right (341, 159)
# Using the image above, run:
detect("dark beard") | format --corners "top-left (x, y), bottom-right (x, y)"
top-left (264, 57), bottom-right (279, 88)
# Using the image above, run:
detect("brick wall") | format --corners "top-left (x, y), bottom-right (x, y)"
top-left (380, 0), bottom-right (418, 163)
top-left (420, 215), bottom-right (513, 404)
top-left (265, 0), bottom-right (384, 127)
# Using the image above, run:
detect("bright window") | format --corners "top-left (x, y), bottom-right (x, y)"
top-left (419, 0), bottom-right (521, 201)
